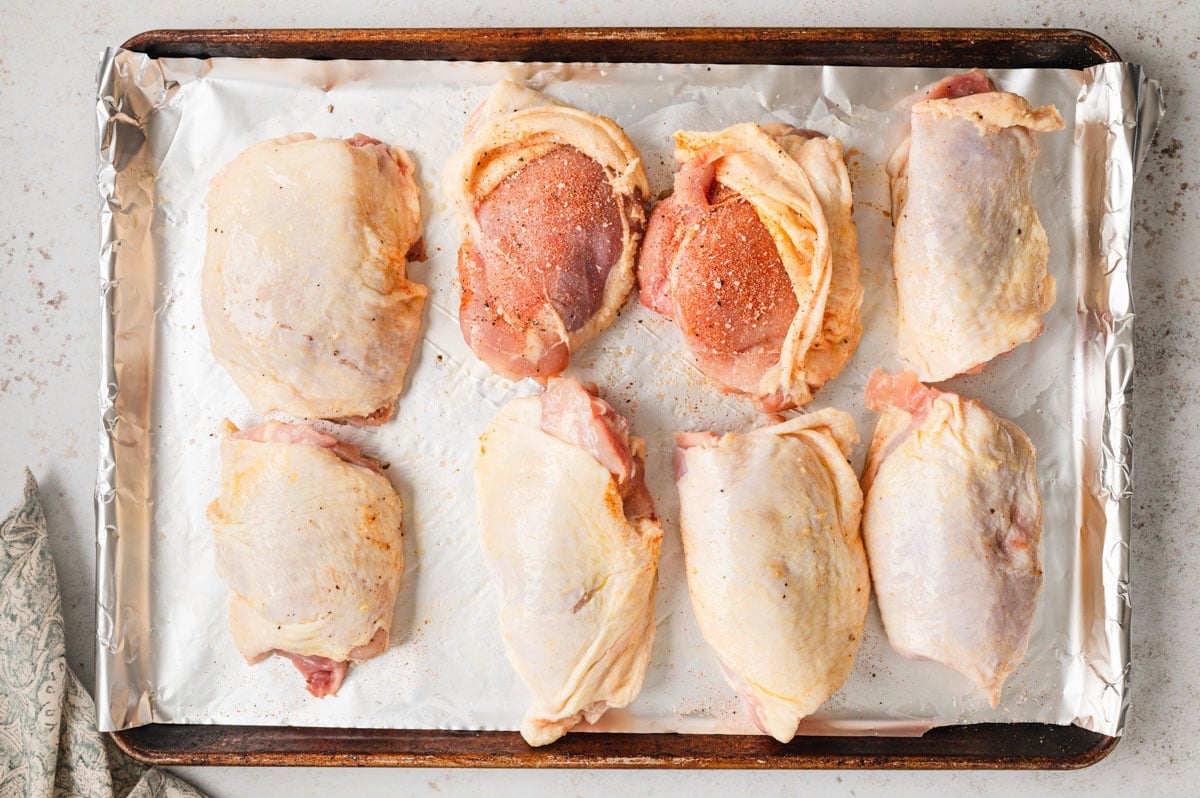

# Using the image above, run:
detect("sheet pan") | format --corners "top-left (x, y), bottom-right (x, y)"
top-left (95, 27), bottom-right (1161, 768)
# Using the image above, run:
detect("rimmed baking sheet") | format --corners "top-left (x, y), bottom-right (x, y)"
top-left (96, 27), bottom-right (1160, 768)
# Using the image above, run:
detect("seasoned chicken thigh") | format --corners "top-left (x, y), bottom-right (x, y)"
top-left (475, 378), bottom-right (662, 746)
top-left (208, 421), bottom-right (404, 697)
top-left (444, 82), bottom-right (650, 382)
top-left (888, 72), bottom-right (1064, 382)
top-left (639, 123), bottom-right (862, 411)
top-left (203, 133), bottom-right (426, 423)
top-left (675, 409), bottom-right (868, 743)
top-left (861, 371), bottom-right (1043, 706)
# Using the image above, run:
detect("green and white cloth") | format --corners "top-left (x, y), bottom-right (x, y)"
top-left (1, 470), bottom-right (205, 798)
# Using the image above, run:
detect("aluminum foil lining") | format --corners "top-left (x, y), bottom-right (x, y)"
top-left (94, 48), bottom-right (1162, 737)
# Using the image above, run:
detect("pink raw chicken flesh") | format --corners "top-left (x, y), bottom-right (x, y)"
top-left (639, 123), bottom-right (862, 411)
top-left (202, 133), bottom-right (427, 423)
top-left (207, 420), bottom-right (404, 697)
top-left (444, 82), bottom-right (650, 382)
top-left (475, 378), bottom-right (662, 745)
top-left (861, 371), bottom-right (1043, 707)
top-left (887, 71), bottom-right (1065, 382)
top-left (675, 409), bottom-right (868, 743)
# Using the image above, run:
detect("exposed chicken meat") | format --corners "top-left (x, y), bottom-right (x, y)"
top-left (475, 378), bottom-right (662, 745)
top-left (208, 420), bottom-right (404, 697)
top-left (444, 82), bottom-right (649, 382)
top-left (538, 378), bottom-right (655, 519)
top-left (887, 72), bottom-right (1065, 382)
top-left (229, 420), bottom-right (382, 473)
top-left (861, 371), bottom-right (1043, 707)
top-left (675, 409), bottom-right (867, 742)
top-left (202, 133), bottom-right (427, 423)
top-left (638, 123), bottom-right (862, 411)
top-left (282, 653), bottom-right (348, 699)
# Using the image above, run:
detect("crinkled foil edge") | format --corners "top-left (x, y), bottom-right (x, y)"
top-left (95, 48), bottom-right (176, 732)
top-left (1072, 62), bottom-right (1163, 736)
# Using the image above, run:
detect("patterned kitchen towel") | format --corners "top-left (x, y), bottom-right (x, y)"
top-left (0, 470), bottom-right (206, 798)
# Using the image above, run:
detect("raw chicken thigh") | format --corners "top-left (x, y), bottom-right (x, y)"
top-left (861, 371), bottom-right (1043, 706)
top-left (887, 71), bottom-right (1064, 382)
top-left (203, 133), bottom-right (426, 424)
top-left (444, 82), bottom-right (650, 382)
top-left (639, 123), bottom-right (862, 411)
top-left (675, 409), bottom-right (868, 743)
top-left (208, 421), bottom-right (404, 697)
top-left (475, 378), bottom-right (662, 745)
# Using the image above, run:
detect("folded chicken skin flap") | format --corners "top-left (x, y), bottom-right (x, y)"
top-left (675, 408), bottom-right (868, 743)
top-left (444, 82), bottom-right (649, 382)
top-left (208, 420), bottom-right (405, 697)
top-left (639, 122), bottom-right (862, 412)
top-left (861, 371), bottom-right (1043, 707)
top-left (475, 378), bottom-right (662, 746)
top-left (202, 133), bottom-right (427, 423)
top-left (887, 71), bottom-right (1065, 382)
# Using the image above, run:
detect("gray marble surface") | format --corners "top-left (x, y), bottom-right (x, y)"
top-left (0, 1), bottom-right (1195, 795)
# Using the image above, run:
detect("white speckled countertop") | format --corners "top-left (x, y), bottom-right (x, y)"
top-left (2, 1), bottom-right (1195, 795)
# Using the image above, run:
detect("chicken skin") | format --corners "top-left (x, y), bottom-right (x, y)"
top-left (861, 371), bottom-right (1043, 706)
top-left (444, 82), bottom-right (650, 382)
top-left (208, 421), bottom-right (404, 697)
top-left (203, 133), bottom-right (426, 424)
top-left (887, 72), bottom-right (1064, 382)
top-left (639, 123), bottom-right (862, 411)
top-left (675, 409), bottom-right (868, 743)
top-left (475, 378), bottom-right (662, 745)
